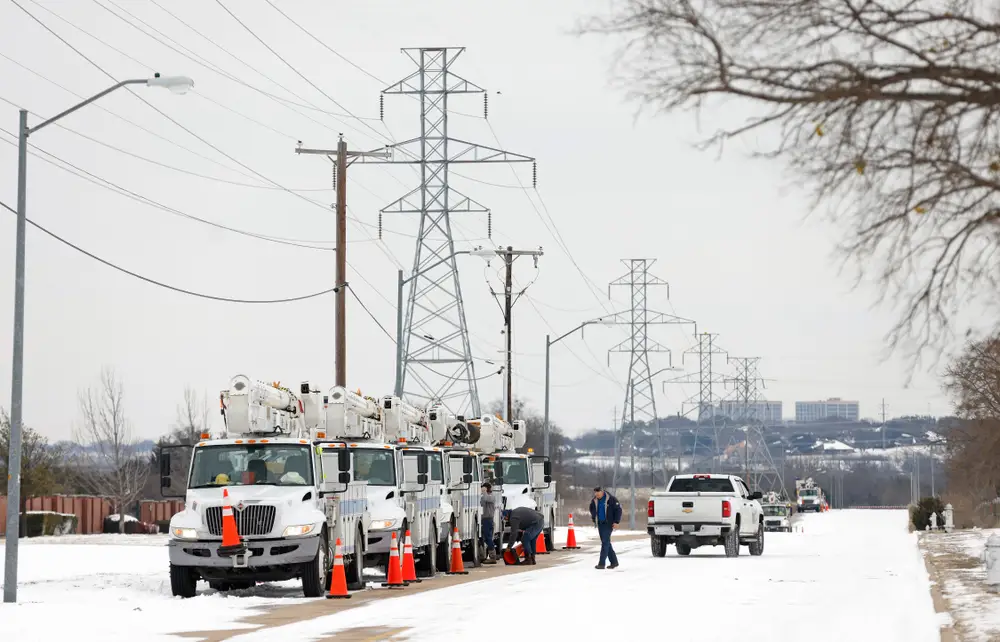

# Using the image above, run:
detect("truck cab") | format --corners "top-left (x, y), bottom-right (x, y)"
top-left (762, 503), bottom-right (791, 532)
top-left (163, 435), bottom-right (367, 598)
top-left (488, 451), bottom-right (557, 550)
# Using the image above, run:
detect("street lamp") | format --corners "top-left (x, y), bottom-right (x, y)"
top-left (542, 316), bottom-right (616, 457)
top-left (394, 246), bottom-right (499, 398)
top-left (4, 73), bottom-right (193, 604)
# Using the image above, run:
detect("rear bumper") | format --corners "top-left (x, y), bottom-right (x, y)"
top-left (647, 522), bottom-right (730, 538)
top-left (168, 536), bottom-right (319, 569)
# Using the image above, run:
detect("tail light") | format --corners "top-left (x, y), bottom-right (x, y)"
top-left (722, 500), bottom-right (731, 518)
top-left (647, 500), bottom-right (654, 517)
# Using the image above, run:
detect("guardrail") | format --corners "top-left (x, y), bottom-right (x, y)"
top-left (846, 505), bottom-right (909, 510)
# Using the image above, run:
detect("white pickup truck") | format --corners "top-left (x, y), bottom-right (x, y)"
top-left (646, 473), bottom-right (765, 558)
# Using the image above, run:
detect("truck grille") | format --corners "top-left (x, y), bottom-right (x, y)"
top-left (205, 504), bottom-right (276, 537)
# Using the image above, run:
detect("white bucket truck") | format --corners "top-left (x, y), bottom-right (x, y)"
top-left (324, 387), bottom-right (444, 577)
top-left (426, 406), bottom-right (485, 568)
top-left (471, 415), bottom-right (558, 550)
top-left (160, 376), bottom-right (368, 598)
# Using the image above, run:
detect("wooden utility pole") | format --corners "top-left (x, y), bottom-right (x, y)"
top-left (491, 246), bottom-right (543, 422)
top-left (295, 137), bottom-right (389, 386)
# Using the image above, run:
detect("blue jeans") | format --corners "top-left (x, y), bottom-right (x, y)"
top-left (598, 522), bottom-right (618, 567)
top-left (522, 523), bottom-right (544, 557)
top-left (482, 518), bottom-right (495, 551)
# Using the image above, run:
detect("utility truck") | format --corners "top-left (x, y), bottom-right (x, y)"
top-left (425, 406), bottom-right (486, 569)
top-left (795, 477), bottom-right (825, 513)
top-left (160, 376), bottom-right (369, 598)
top-left (647, 473), bottom-right (764, 558)
top-left (323, 387), bottom-right (444, 577)
top-left (471, 414), bottom-right (558, 550)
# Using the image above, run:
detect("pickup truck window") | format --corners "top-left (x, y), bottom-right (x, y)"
top-left (667, 477), bottom-right (736, 493)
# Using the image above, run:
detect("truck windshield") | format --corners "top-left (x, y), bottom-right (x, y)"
top-left (496, 458), bottom-right (528, 485)
top-left (189, 444), bottom-right (313, 488)
top-left (430, 452), bottom-right (444, 482)
top-left (353, 449), bottom-right (396, 486)
top-left (800, 489), bottom-right (818, 497)
top-left (763, 505), bottom-right (788, 516)
top-left (667, 477), bottom-right (736, 493)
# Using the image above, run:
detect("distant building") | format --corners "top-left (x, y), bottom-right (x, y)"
top-left (795, 398), bottom-right (859, 422)
top-left (712, 400), bottom-right (783, 423)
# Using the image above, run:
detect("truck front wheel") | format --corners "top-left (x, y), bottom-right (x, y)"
top-left (650, 535), bottom-right (667, 558)
top-left (301, 534), bottom-right (329, 598)
top-left (346, 524), bottom-right (365, 590)
top-left (169, 564), bottom-right (197, 598)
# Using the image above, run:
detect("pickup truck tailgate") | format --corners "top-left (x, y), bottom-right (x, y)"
top-left (652, 493), bottom-right (729, 523)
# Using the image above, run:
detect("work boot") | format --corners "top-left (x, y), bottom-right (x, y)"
top-left (595, 564), bottom-right (606, 570)
top-left (483, 549), bottom-right (497, 565)
top-left (609, 563), bottom-right (619, 569)
top-left (528, 554), bottom-right (536, 565)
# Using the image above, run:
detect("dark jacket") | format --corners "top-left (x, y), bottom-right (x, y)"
top-left (589, 493), bottom-right (623, 525)
top-left (506, 507), bottom-right (544, 547)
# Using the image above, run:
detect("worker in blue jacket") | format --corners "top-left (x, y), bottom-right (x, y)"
top-left (588, 486), bottom-right (622, 569)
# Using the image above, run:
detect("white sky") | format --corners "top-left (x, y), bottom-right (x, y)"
top-left (0, 0), bottom-right (957, 441)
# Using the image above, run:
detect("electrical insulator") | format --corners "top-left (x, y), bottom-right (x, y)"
top-left (378, 212), bottom-right (383, 240)
top-left (487, 210), bottom-right (492, 239)
top-left (380, 94), bottom-right (384, 121)
top-left (483, 93), bottom-right (488, 120)
top-left (331, 163), bottom-right (336, 188)
top-left (532, 161), bottom-right (537, 188)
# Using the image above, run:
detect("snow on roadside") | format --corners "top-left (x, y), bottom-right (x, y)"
top-left (224, 510), bottom-right (940, 642)
top-left (921, 528), bottom-right (1000, 641)
top-left (0, 535), bottom-right (310, 642)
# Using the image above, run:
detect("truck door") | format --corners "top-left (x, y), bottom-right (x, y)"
top-left (737, 479), bottom-right (756, 534)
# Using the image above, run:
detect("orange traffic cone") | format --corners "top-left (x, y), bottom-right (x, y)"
top-left (563, 513), bottom-right (581, 550)
top-left (385, 531), bottom-right (405, 588)
top-left (446, 527), bottom-right (468, 575)
top-left (536, 529), bottom-right (549, 555)
top-left (503, 543), bottom-right (524, 565)
top-left (219, 488), bottom-right (243, 553)
top-left (401, 530), bottom-right (420, 584)
top-left (325, 538), bottom-right (351, 599)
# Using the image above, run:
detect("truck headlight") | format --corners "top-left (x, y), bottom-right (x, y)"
top-left (371, 519), bottom-right (399, 530)
top-left (282, 524), bottom-right (316, 537)
top-left (172, 527), bottom-right (198, 540)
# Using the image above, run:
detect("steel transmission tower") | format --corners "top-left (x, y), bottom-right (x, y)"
top-left (725, 357), bottom-right (786, 496)
top-left (663, 332), bottom-right (728, 470)
top-left (358, 48), bottom-right (535, 416)
top-left (604, 259), bottom-right (695, 528)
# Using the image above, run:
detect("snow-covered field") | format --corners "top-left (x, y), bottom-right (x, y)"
top-left (920, 527), bottom-right (1000, 641)
top-left (0, 513), bottom-right (945, 641)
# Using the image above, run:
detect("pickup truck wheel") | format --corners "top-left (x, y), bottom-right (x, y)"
top-left (749, 522), bottom-right (764, 556)
top-left (170, 564), bottom-right (198, 598)
top-left (650, 535), bottom-right (667, 558)
top-left (346, 524), bottom-right (366, 590)
top-left (724, 526), bottom-right (740, 557)
top-left (301, 534), bottom-right (329, 598)
top-left (675, 542), bottom-right (691, 556)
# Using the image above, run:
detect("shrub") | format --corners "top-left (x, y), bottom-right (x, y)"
top-left (24, 511), bottom-right (78, 537)
top-left (910, 496), bottom-right (945, 531)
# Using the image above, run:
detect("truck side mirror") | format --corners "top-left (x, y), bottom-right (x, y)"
top-left (338, 449), bottom-right (350, 472)
top-left (494, 476), bottom-right (504, 487)
top-left (418, 473), bottom-right (428, 485)
top-left (751, 491), bottom-right (763, 500)
top-left (338, 472), bottom-right (350, 484)
top-left (417, 453), bottom-right (428, 475)
top-left (463, 473), bottom-right (473, 484)
top-left (463, 457), bottom-right (473, 474)
top-left (544, 475), bottom-right (552, 484)
top-left (160, 453), bottom-right (171, 477)
top-left (543, 460), bottom-right (552, 476)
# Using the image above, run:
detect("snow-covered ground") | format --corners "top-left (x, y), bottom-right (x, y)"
top-left (0, 513), bottom-right (945, 641)
top-left (222, 511), bottom-right (939, 641)
top-left (920, 527), bottom-right (1000, 641)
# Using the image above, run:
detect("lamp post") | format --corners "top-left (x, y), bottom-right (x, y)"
top-left (4, 74), bottom-right (193, 604)
top-left (395, 246), bottom-right (498, 399)
top-left (543, 317), bottom-right (615, 457)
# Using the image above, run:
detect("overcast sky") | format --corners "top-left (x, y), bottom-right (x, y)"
top-left (0, 0), bottom-right (957, 442)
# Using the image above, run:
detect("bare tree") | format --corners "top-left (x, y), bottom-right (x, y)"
top-left (945, 335), bottom-right (1000, 419)
top-left (74, 367), bottom-right (149, 533)
top-left (172, 386), bottom-right (211, 445)
top-left (586, 0), bottom-right (1000, 359)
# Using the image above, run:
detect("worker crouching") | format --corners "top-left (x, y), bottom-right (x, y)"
top-left (505, 506), bottom-right (545, 565)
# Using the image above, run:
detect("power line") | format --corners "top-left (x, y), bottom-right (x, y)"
top-left (0, 129), bottom-right (339, 251)
top-left (346, 284), bottom-right (395, 344)
top-left (0, 200), bottom-right (336, 304)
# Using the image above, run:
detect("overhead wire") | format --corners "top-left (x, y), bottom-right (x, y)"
top-left (0, 200), bottom-right (337, 304)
